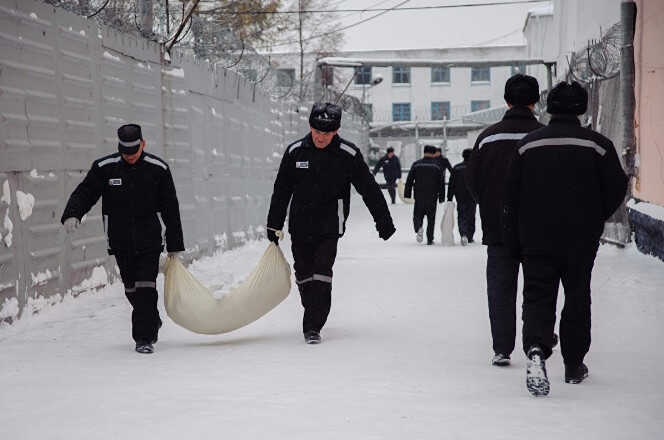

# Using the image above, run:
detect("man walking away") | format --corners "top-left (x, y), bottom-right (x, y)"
top-left (373, 147), bottom-right (402, 204)
top-left (267, 103), bottom-right (396, 344)
top-left (447, 148), bottom-right (477, 245)
top-left (466, 74), bottom-right (544, 367)
top-left (62, 124), bottom-right (185, 354)
top-left (405, 145), bottom-right (445, 245)
top-left (504, 81), bottom-right (628, 396)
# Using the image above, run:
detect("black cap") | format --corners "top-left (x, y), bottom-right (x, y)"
top-left (423, 145), bottom-right (437, 154)
top-left (462, 148), bottom-right (472, 161)
top-left (387, 147), bottom-right (394, 153)
top-left (309, 102), bottom-right (342, 132)
top-left (547, 81), bottom-right (588, 115)
top-left (117, 124), bottom-right (143, 154)
top-left (504, 74), bottom-right (540, 106)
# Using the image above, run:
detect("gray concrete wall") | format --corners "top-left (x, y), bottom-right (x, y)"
top-left (0, 0), bottom-right (368, 322)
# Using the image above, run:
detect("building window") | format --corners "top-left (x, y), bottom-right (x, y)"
top-left (471, 66), bottom-right (491, 83)
top-left (392, 66), bottom-right (411, 84)
top-left (471, 100), bottom-right (491, 112)
top-left (355, 66), bottom-right (372, 85)
top-left (276, 68), bottom-right (295, 87)
top-left (392, 103), bottom-right (411, 121)
top-left (431, 101), bottom-right (451, 120)
top-left (431, 66), bottom-right (450, 83)
top-left (362, 103), bottom-right (373, 122)
top-left (321, 65), bottom-right (334, 87)
top-left (511, 63), bottom-right (526, 76)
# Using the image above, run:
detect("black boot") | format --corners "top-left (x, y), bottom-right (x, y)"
top-left (135, 340), bottom-right (154, 354)
top-left (526, 346), bottom-right (550, 396)
top-left (304, 331), bottom-right (321, 344)
top-left (565, 363), bottom-right (589, 384)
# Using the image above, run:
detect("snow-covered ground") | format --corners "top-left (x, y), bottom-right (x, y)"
top-left (1, 196), bottom-right (663, 439)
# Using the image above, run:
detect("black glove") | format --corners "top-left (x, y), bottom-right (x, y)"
top-left (377, 223), bottom-right (396, 241)
top-left (267, 229), bottom-right (280, 245)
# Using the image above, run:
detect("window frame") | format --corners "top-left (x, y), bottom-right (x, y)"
top-left (392, 103), bottom-right (411, 121)
top-left (470, 100), bottom-right (491, 112)
top-left (431, 66), bottom-right (451, 84)
top-left (354, 66), bottom-right (372, 85)
top-left (392, 66), bottom-right (411, 84)
top-left (431, 101), bottom-right (451, 121)
top-left (471, 66), bottom-right (491, 84)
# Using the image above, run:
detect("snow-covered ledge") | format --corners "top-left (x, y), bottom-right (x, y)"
top-left (627, 199), bottom-right (664, 262)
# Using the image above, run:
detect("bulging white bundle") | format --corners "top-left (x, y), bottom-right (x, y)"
top-left (440, 201), bottom-right (456, 246)
top-left (397, 179), bottom-right (414, 204)
top-left (164, 243), bottom-right (291, 335)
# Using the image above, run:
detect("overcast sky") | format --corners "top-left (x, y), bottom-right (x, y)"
top-left (285, 0), bottom-right (551, 53)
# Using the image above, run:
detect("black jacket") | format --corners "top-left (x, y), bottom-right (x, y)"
top-left (466, 106), bottom-right (544, 245)
top-left (373, 154), bottom-right (402, 182)
top-left (61, 152), bottom-right (185, 255)
top-left (447, 160), bottom-right (474, 203)
top-left (404, 157), bottom-right (445, 203)
top-left (267, 134), bottom-right (393, 241)
top-left (503, 115), bottom-right (628, 256)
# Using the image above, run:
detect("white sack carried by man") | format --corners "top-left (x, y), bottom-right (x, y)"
top-left (397, 179), bottom-right (415, 204)
top-left (164, 243), bottom-right (291, 335)
top-left (440, 201), bottom-right (456, 246)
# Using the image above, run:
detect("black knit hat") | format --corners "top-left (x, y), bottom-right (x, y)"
top-left (309, 102), bottom-right (342, 132)
top-left (117, 124), bottom-right (143, 154)
top-left (547, 81), bottom-right (588, 115)
top-left (423, 145), bottom-right (437, 154)
top-left (387, 147), bottom-right (394, 153)
top-left (504, 74), bottom-right (540, 106)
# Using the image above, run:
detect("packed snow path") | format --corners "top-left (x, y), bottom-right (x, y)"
top-left (1, 197), bottom-right (663, 439)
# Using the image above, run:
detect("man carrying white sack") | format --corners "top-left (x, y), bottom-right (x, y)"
top-left (267, 102), bottom-right (396, 344)
top-left (61, 124), bottom-right (185, 354)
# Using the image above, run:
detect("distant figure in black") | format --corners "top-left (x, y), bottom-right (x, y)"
top-left (447, 148), bottom-right (476, 245)
top-left (434, 147), bottom-right (453, 200)
top-left (404, 145), bottom-right (445, 245)
top-left (373, 147), bottom-right (402, 204)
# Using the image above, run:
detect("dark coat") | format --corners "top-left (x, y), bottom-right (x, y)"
top-left (61, 152), bottom-right (185, 255)
top-left (503, 115), bottom-right (628, 256)
top-left (372, 154), bottom-right (402, 182)
top-left (267, 134), bottom-right (393, 241)
top-left (404, 157), bottom-right (445, 203)
top-left (447, 160), bottom-right (474, 203)
top-left (466, 106), bottom-right (544, 245)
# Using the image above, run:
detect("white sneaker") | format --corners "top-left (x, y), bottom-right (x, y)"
top-left (416, 227), bottom-right (423, 243)
top-left (526, 346), bottom-right (550, 397)
top-left (461, 236), bottom-right (469, 246)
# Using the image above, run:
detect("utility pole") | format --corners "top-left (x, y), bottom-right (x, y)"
top-left (298, 0), bottom-right (305, 101)
top-left (139, 0), bottom-right (154, 36)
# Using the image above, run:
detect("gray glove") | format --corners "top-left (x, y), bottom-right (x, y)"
top-left (167, 252), bottom-right (182, 258)
top-left (63, 217), bottom-right (80, 234)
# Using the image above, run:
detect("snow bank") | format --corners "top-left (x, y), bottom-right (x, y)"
top-left (2, 209), bottom-right (13, 247)
top-left (16, 190), bottom-right (35, 221)
top-left (103, 51), bottom-right (122, 63)
top-left (0, 297), bottom-right (19, 321)
top-left (627, 199), bottom-right (664, 222)
top-left (1, 180), bottom-right (10, 204)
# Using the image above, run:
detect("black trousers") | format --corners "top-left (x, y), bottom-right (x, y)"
top-left (486, 245), bottom-right (520, 356)
top-left (457, 200), bottom-right (477, 241)
top-left (522, 248), bottom-right (597, 367)
top-left (413, 199), bottom-right (437, 243)
top-left (114, 251), bottom-right (162, 343)
top-left (386, 178), bottom-right (396, 204)
top-left (291, 238), bottom-right (339, 333)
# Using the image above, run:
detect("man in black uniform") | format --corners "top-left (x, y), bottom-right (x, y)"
top-left (447, 148), bottom-right (476, 245)
top-left (404, 145), bottom-right (445, 245)
top-left (504, 82), bottom-right (628, 396)
top-left (466, 74), bottom-right (544, 366)
top-left (434, 147), bottom-right (453, 201)
top-left (266, 103), bottom-right (395, 344)
top-left (62, 124), bottom-right (184, 354)
top-left (372, 147), bottom-right (402, 204)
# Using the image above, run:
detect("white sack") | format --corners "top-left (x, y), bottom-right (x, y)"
top-left (397, 179), bottom-right (415, 204)
top-left (164, 243), bottom-right (291, 335)
top-left (440, 201), bottom-right (456, 246)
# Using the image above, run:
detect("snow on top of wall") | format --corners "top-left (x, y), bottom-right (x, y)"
top-left (103, 51), bottom-right (122, 63)
top-left (628, 199), bottom-right (664, 222)
top-left (1, 180), bottom-right (10, 205)
top-left (73, 266), bottom-right (109, 293)
top-left (2, 209), bottom-right (13, 247)
top-left (163, 67), bottom-right (185, 78)
top-left (31, 269), bottom-right (54, 287)
top-left (0, 297), bottom-right (19, 321)
top-left (16, 191), bottom-right (35, 221)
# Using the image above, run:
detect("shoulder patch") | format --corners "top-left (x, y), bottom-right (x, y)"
top-left (339, 143), bottom-right (357, 157)
top-left (98, 156), bottom-right (121, 167)
top-left (288, 140), bottom-right (303, 154)
top-left (144, 155), bottom-right (168, 170)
